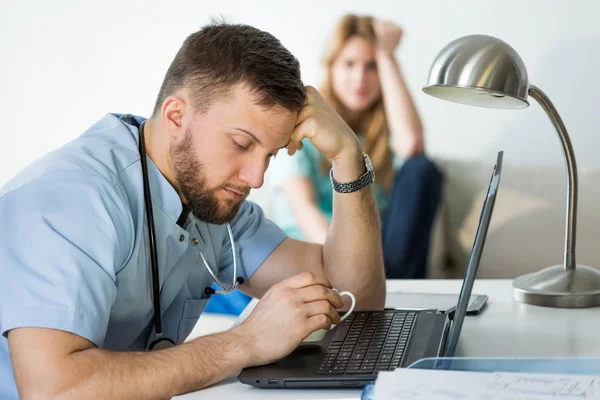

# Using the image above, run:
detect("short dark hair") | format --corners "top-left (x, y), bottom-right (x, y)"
top-left (152, 20), bottom-right (306, 116)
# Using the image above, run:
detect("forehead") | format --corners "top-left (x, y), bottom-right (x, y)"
top-left (338, 36), bottom-right (376, 60)
top-left (200, 84), bottom-right (297, 146)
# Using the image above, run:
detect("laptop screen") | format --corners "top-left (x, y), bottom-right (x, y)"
top-left (444, 151), bottom-right (503, 357)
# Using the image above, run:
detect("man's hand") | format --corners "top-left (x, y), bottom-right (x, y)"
top-left (235, 272), bottom-right (344, 367)
top-left (287, 86), bottom-right (361, 162)
top-left (373, 19), bottom-right (403, 56)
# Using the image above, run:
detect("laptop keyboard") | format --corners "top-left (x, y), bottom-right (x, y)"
top-left (317, 311), bottom-right (416, 375)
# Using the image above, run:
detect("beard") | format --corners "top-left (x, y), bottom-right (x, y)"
top-left (170, 129), bottom-right (247, 225)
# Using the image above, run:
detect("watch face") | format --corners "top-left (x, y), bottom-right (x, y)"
top-left (364, 153), bottom-right (374, 172)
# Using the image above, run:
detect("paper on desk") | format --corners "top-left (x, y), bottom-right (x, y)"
top-left (373, 368), bottom-right (600, 400)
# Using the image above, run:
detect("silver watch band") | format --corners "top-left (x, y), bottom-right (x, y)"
top-left (329, 153), bottom-right (375, 193)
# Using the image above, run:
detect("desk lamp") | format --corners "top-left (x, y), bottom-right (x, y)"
top-left (422, 34), bottom-right (600, 308)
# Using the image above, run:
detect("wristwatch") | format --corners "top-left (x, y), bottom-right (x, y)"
top-left (329, 153), bottom-right (375, 193)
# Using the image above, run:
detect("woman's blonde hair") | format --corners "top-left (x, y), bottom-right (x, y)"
top-left (320, 14), bottom-right (393, 189)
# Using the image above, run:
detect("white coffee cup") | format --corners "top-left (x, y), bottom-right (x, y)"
top-left (302, 289), bottom-right (356, 343)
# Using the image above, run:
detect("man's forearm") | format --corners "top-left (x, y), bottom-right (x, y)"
top-left (324, 149), bottom-right (386, 310)
top-left (38, 329), bottom-right (249, 399)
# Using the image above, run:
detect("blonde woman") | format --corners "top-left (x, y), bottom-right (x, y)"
top-left (271, 14), bottom-right (442, 280)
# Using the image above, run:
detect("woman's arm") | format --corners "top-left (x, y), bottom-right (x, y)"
top-left (373, 20), bottom-right (425, 158)
top-left (282, 176), bottom-right (329, 243)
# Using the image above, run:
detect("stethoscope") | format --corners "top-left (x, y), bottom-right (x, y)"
top-left (138, 120), bottom-right (244, 350)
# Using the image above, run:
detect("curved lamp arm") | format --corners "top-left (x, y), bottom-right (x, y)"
top-left (529, 85), bottom-right (577, 270)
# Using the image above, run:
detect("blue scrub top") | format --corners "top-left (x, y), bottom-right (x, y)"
top-left (0, 113), bottom-right (286, 399)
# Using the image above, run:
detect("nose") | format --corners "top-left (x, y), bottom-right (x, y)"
top-left (239, 158), bottom-right (267, 189)
top-left (357, 66), bottom-right (369, 86)
top-left (351, 65), bottom-right (368, 84)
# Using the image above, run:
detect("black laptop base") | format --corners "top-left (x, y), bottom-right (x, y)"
top-left (238, 309), bottom-right (448, 388)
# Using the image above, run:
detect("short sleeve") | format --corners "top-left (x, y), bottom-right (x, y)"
top-left (219, 201), bottom-right (286, 281)
top-left (0, 171), bottom-right (133, 347)
top-left (268, 138), bottom-right (317, 187)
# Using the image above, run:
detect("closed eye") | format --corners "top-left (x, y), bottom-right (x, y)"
top-left (232, 138), bottom-right (250, 151)
top-left (232, 138), bottom-right (277, 161)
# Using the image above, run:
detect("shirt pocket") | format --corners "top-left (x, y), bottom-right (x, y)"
top-left (177, 298), bottom-right (208, 343)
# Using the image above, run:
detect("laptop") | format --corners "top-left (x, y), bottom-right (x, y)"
top-left (239, 151), bottom-right (503, 389)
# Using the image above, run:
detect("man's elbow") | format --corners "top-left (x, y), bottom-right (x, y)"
top-left (18, 384), bottom-right (72, 400)
top-left (356, 294), bottom-right (385, 311)
top-left (371, 289), bottom-right (386, 310)
top-left (356, 281), bottom-right (386, 311)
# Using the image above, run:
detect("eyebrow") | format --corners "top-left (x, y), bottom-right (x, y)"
top-left (234, 128), bottom-right (291, 150)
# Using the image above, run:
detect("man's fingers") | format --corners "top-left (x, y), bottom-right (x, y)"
top-left (306, 314), bottom-right (334, 334)
top-left (287, 119), bottom-right (312, 155)
top-left (286, 136), bottom-right (304, 156)
top-left (279, 271), bottom-right (332, 290)
top-left (298, 285), bottom-right (344, 309)
top-left (292, 116), bottom-right (315, 140)
top-left (304, 300), bottom-right (341, 325)
top-left (296, 98), bottom-right (315, 123)
top-left (292, 87), bottom-right (319, 138)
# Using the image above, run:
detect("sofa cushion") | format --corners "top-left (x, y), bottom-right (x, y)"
top-left (439, 157), bottom-right (600, 278)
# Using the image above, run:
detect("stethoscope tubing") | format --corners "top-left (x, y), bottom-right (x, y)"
top-left (138, 120), bottom-right (240, 344)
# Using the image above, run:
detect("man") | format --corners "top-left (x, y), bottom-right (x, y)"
top-left (0, 22), bottom-right (385, 399)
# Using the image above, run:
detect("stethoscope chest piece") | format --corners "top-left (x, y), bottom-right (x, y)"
top-left (148, 337), bottom-right (176, 351)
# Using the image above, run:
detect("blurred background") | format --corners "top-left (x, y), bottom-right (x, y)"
top-left (2, 0), bottom-right (600, 279)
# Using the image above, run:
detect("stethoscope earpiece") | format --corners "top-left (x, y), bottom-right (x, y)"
top-left (199, 224), bottom-right (241, 295)
top-left (204, 277), bottom-right (245, 298)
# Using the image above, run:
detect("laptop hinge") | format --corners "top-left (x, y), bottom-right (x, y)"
top-left (436, 313), bottom-right (453, 357)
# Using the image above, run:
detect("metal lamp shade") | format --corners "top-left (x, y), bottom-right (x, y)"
top-left (423, 35), bottom-right (529, 109)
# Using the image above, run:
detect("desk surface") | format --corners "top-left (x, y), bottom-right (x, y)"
top-left (177, 279), bottom-right (600, 399)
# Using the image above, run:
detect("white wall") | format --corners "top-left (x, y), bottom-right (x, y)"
top-left (2, 0), bottom-right (600, 190)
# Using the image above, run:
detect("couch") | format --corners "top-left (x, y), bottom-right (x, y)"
top-left (428, 157), bottom-right (600, 279)
top-left (251, 157), bottom-right (600, 281)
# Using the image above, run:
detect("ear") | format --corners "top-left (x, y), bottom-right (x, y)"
top-left (161, 94), bottom-right (188, 139)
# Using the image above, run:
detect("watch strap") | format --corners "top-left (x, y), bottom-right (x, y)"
top-left (329, 153), bottom-right (375, 193)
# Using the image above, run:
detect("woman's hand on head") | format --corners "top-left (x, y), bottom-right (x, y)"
top-left (373, 19), bottom-right (403, 55)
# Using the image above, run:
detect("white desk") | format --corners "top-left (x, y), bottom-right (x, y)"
top-left (178, 279), bottom-right (600, 399)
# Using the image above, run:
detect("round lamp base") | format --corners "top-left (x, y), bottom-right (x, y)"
top-left (513, 264), bottom-right (600, 308)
